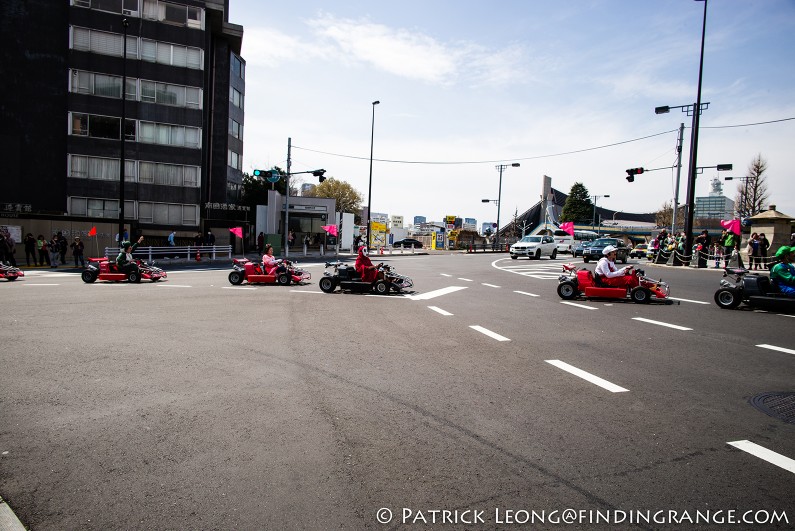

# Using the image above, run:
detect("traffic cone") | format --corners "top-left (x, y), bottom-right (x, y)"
top-left (196, 249), bottom-right (201, 261)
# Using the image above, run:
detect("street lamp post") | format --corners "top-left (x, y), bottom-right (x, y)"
top-left (366, 100), bottom-right (380, 249)
top-left (118, 17), bottom-right (129, 244)
top-left (591, 194), bottom-right (610, 234)
top-left (493, 163), bottom-right (520, 251)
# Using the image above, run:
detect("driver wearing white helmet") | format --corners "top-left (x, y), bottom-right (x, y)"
top-left (594, 245), bottom-right (634, 288)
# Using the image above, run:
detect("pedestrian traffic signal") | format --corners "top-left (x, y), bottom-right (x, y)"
top-left (625, 167), bottom-right (644, 182)
top-left (313, 169), bottom-right (326, 182)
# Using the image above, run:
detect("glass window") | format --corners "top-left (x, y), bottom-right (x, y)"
top-left (94, 73), bottom-right (122, 98)
top-left (186, 47), bottom-right (202, 69)
top-left (139, 202), bottom-right (153, 223)
top-left (71, 113), bottom-right (89, 136)
top-left (187, 6), bottom-right (202, 29)
top-left (89, 115), bottom-right (121, 140)
top-left (70, 197), bottom-right (87, 216)
top-left (231, 55), bottom-right (244, 80)
top-left (93, 0), bottom-right (122, 13)
top-left (185, 86), bottom-right (201, 108)
top-left (163, 2), bottom-right (186, 25)
top-left (156, 42), bottom-right (171, 65)
top-left (183, 204), bottom-right (198, 225)
top-left (141, 39), bottom-right (156, 62)
top-left (72, 27), bottom-right (90, 51)
top-left (72, 70), bottom-right (91, 93)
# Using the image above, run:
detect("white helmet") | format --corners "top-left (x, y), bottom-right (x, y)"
top-left (602, 245), bottom-right (618, 255)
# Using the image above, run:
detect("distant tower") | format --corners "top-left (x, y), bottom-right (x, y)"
top-left (709, 177), bottom-right (723, 196)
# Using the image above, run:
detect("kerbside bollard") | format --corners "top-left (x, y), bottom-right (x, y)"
top-left (303, 244), bottom-right (307, 257)
top-left (320, 244), bottom-right (324, 256)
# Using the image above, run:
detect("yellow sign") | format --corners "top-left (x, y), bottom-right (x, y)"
top-left (369, 221), bottom-right (386, 247)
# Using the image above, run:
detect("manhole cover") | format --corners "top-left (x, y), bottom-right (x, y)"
top-left (750, 392), bottom-right (795, 424)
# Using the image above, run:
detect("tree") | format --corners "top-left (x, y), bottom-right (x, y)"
top-left (560, 182), bottom-right (593, 224)
top-left (655, 200), bottom-right (686, 229)
top-left (734, 154), bottom-right (770, 218)
top-left (303, 178), bottom-right (364, 217)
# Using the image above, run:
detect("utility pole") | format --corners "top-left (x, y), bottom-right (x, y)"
top-left (672, 123), bottom-right (684, 234)
top-left (285, 137), bottom-right (291, 258)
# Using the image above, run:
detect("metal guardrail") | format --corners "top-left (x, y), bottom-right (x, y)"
top-left (103, 245), bottom-right (233, 261)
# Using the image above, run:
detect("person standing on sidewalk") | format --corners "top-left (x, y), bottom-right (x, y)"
top-left (758, 233), bottom-right (770, 269)
top-left (37, 235), bottom-right (50, 266)
top-left (49, 234), bottom-right (60, 267)
top-left (70, 236), bottom-right (85, 268)
top-left (24, 233), bottom-right (37, 266)
top-left (720, 229), bottom-right (738, 267)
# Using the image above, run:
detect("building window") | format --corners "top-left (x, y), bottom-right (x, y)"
top-left (227, 150), bottom-right (242, 170)
top-left (69, 155), bottom-right (136, 182)
top-left (229, 119), bottom-right (243, 139)
top-left (141, 39), bottom-right (203, 69)
top-left (139, 161), bottom-right (200, 187)
top-left (138, 121), bottom-right (201, 149)
top-left (232, 54), bottom-right (245, 80)
top-left (139, 201), bottom-right (199, 225)
top-left (71, 27), bottom-right (137, 59)
top-left (72, 0), bottom-right (140, 16)
top-left (229, 87), bottom-right (244, 110)
top-left (69, 113), bottom-right (136, 141)
top-left (139, 80), bottom-right (202, 108)
top-left (141, 0), bottom-right (204, 30)
top-left (70, 70), bottom-right (137, 100)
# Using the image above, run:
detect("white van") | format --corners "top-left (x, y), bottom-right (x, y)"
top-left (552, 229), bottom-right (598, 254)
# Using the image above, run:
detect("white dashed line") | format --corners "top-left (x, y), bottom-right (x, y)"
top-left (545, 360), bottom-right (629, 393)
top-left (727, 440), bottom-right (795, 474)
top-left (406, 286), bottom-right (468, 301)
top-left (756, 344), bottom-right (795, 356)
top-left (560, 301), bottom-right (597, 310)
top-left (482, 283), bottom-right (501, 288)
top-left (514, 290), bottom-right (540, 297)
top-left (440, 273), bottom-right (452, 277)
top-left (632, 317), bottom-right (692, 331)
top-left (669, 297), bottom-right (710, 305)
top-left (469, 326), bottom-right (510, 342)
top-left (428, 306), bottom-right (453, 316)
top-left (458, 277), bottom-right (473, 282)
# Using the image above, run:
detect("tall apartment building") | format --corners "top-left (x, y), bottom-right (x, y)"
top-left (0, 0), bottom-right (245, 245)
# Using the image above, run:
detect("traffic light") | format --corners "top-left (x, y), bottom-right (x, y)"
top-left (253, 169), bottom-right (269, 179)
top-left (625, 167), bottom-right (644, 182)
top-left (312, 169), bottom-right (326, 182)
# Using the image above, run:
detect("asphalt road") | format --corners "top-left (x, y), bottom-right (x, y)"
top-left (1, 253), bottom-right (794, 530)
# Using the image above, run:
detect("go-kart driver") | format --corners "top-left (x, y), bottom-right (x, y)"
top-left (770, 246), bottom-right (795, 296)
top-left (116, 235), bottom-right (144, 277)
top-left (262, 244), bottom-right (287, 275)
top-left (594, 245), bottom-right (634, 289)
top-left (354, 245), bottom-right (384, 283)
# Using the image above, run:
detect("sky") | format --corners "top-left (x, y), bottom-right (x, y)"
top-left (229, 0), bottom-right (795, 229)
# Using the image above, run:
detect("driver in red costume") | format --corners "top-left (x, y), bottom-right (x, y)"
top-left (594, 245), bottom-right (634, 289)
top-left (355, 245), bottom-right (383, 283)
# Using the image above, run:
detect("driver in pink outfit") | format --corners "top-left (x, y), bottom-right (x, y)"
top-left (594, 245), bottom-right (634, 288)
top-left (262, 244), bottom-right (286, 275)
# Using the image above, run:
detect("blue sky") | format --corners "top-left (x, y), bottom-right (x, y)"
top-left (230, 0), bottom-right (795, 227)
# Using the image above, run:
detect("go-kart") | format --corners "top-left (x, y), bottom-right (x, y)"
top-left (227, 257), bottom-right (310, 286)
top-left (319, 261), bottom-right (413, 294)
top-left (0, 263), bottom-right (24, 281)
top-left (81, 257), bottom-right (167, 283)
top-left (557, 264), bottom-right (670, 303)
top-left (714, 267), bottom-right (795, 312)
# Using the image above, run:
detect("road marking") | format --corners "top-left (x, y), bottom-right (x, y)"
top-left (514, 290), bottom-right (540, 297)
top-left (428, 306), bottom-right (453, 316)
top-left (560, 301), bottom-right (597, 310)
top-left (406, 286), bottom-right (468, 301)
top-left (469, 325), bottom-right (510, 341)
top-left (157, 284), bottom-right (191, 288)
top-left (440, 273), bottom-right (452, 277)
top-left (727, 440), bottom-right (795, 474)
top-left (669, 297), bottom-right (710, 305)
top-left (632, 317), bottom-right (692, 330)
top-left (222, 286), bottom-right (257, 290)
top-left (482, 283), bottom-right (500, 288)
top-left (545, 360), bottom-right (629, 393)
top-left (779, 314), bottom-right (795, 318)
top-left (458, 277), bottom-right (473, 282)
top-left (756, 344), bottom-right (795, 356)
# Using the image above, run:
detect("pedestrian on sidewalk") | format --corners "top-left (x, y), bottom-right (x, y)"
top-left (24, 232), bottom-right (37, 266)
top-left (49, 234), bottom-right (60, 267)
top-left (37, 235), bottom-right (50, 266)
top-left (70, 236), bottom-right (85, 268)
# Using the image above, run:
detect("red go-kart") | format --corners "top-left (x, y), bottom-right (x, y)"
top-left (556, 264), bottom-right (670, 303)
top-left (1, 263), bottom-right (24, 281)
top-left (81, 257), bottom-right (167, 283)
top-left (227, 258), bottom-right (310, 286)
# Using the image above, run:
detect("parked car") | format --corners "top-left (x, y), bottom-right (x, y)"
top-left (392, 238), bottom-right (423, 249)
top-left (630, 243), bottom-right (648, 259)
top-left (573, 241), bottom-right (588, 258)
top-left (582, 238), bottom-right (629, 263)
top-left (510, 235), bottom-right (557, 260)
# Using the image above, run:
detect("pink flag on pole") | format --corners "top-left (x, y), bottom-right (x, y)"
top-left (321, 225), bottom-right (338, 237)
top-left (720, 219), bottom-right (740, 235)
top-left (559, 221), bottom-right (575, 236)
top-left (229, 227), bottom-right (243, 239)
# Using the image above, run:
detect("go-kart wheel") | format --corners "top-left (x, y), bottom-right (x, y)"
top-left (550, 249), bottom-right (557, 260)
top-left (277, 273), bottom-right (291, 286)
top-left (128, 271), bottom-right (141, 283)
top-left (373, 280), bottom-right (389, 295)
top-left (228, 271), bottom-right (244, 285)
top-left (714, 287), bottom-right (741, 309)
top-left (81, 270), bottom-right (97, 283)
top-left (7, 276), bottom-right (17, 281)
top-left (319, 277), bottom-right (336, 293)
top-left (630, 286), bottom-right (651, 304)
top-left (557, 281), bottom-right (577, 300)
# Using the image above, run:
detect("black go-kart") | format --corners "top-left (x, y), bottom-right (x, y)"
top-left (714, 267), bottom-right (795, 312)
top-left (319, 261), bottom-right (413, 294)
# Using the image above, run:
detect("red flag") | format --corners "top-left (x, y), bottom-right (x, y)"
top-left (229, 227), bottom-right (243, 239)
top-left (720, 219), bottom-right (740, 235)
top-left (88, 226), bottom-right (97, 237)
top-left (559, 221), bottom-right (574, 236)
top-left (321, 225), bottom-right (338, 237)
